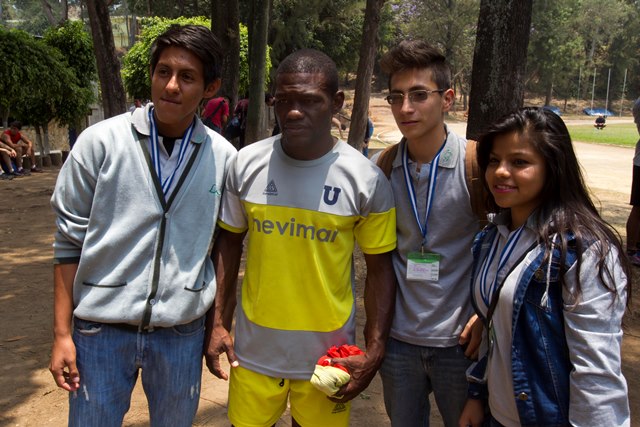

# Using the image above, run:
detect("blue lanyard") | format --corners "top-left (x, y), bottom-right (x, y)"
top-left (479, 225), bottom-right (525, 307)
top-left (402, 135), bottom-right (447, 248)
top-left (148, 107), bottom-right (194, 195)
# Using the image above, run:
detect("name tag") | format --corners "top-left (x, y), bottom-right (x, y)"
top-left (406, 252), bottom-right (440, 282)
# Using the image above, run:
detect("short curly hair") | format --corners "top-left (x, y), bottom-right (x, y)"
top-left (276, 49), bottom-right (339, 96)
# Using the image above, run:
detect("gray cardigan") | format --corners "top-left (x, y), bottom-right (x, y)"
top-left (51, 104), bottom-right (236, 328)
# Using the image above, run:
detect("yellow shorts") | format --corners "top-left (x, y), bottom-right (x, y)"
top-left (228, 365), bottom-right (351, 427)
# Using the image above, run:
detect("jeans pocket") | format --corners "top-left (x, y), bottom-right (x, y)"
top-left (171, 316), bottom-right (205, 337)
top-left (73, 317), bottom-right (104, 336)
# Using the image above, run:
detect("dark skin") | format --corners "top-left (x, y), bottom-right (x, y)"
top-left (204, 71), bottom-right (398, 422)
top-left (204, 228), bottom-right (244, 380)
top-left (329, 252), bottom-right (396, 402)
top-left (205, 237), bottom-right (397, 402)
top-left (274, 72), bottom-right (345, 160)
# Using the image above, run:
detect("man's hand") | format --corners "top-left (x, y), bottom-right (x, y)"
top-left (458, 398), bottom-right (485, 427)
top-left (203, 325), bottom-right (238, 381)
top-left (459, 314), bottom-right (483, 360)
top-left (327, 352), bottom-right (380, 402)
top-left (49, 334), bottom-right (80, 391)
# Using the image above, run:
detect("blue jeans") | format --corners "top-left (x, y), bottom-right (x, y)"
top-left (69, 316), bottom-right (205, 427)
top-left (380, 338), bottom-right (471, 427)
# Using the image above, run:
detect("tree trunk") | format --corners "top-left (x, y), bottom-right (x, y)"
top-left (127, 13), bottom-right (138, 47)
top-left (86, 0), bottom-right (127, 119)
top-left (43, 125), bottom-right (51, 156)
top-left (41, 0), bottom-right (68, 26)
top-left (41, 0), bottom-right (57, 25)
top-left (34, 125), bottom-right (44, 155)
top-left (347, 0), bottom-right (385, 151)
top-left (544, 79), bottom-right (553, 106)
top-left (1, 107), bottom-right (9, 128)
top-left (212, 0), bottom-right (240, 111)
top-left (466, 0), bottom-right (533, 140)
top-left (244, 0), bottom-right (270, 145)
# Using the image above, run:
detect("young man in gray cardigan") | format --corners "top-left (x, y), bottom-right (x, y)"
top-left (49, 25), bottom-right (236, 427)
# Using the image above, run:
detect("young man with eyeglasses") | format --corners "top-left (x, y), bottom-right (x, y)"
top-left (375, 40), bottom-right (482, 427)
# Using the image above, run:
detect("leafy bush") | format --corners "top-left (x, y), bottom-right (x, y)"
top-left (0, 26), bottom-right (91, 127)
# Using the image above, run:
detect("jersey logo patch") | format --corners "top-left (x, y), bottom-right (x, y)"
top-left (322, 185), bottom-right (341, 205)
top-left (263, 179), bottom-right (278, 196)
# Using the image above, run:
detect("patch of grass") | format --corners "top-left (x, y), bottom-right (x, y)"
top-left (567, 123), bottom-right (638, 147)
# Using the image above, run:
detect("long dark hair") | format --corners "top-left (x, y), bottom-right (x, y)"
top-left (477, 107), bottom-right (630, 299)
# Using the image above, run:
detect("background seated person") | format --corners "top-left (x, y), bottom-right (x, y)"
top-left (0, 140), bottom-right (17, 173)
top-left (1, 121), bottom-right (41, 173)
top-left (594, 115), bottom-right (606, 130)
top-left (0, 142), bottom-right (17, 179)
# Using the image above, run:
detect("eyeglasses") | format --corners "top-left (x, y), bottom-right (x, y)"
top-left (385, 89), bottom-right (445, 105)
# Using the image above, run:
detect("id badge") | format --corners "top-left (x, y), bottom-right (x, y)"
top-left (406, 252), bottom-right (440, 281)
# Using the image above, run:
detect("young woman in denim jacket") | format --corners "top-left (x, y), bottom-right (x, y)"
top-left (459, 108), bottom-right (630, 427)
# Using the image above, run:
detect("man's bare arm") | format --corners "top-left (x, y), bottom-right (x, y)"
top-left (204, 228), bottom-right (246, 380)
top-left (0, 134), bottom-right (15, 149)
top-left (49, 263), bottom-right (80, 391)
top-left (331, 251), bottom-right (396, 402)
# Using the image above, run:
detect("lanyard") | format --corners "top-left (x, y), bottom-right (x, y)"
top-left (402, 134), bottom-right (447, 249)
top-left (478, 225), bottom-right (525, 308)
top-left (148, 107), bottom-right (194, 195)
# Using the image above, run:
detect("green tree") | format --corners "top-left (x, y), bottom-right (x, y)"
top-left (307, 0), bottom-right (364, 78)
top-left (0, 27), bottom-right (86, 154)
top-left (124, 0), bottom-right (212, 19)
top-left (43, 20), bottom-right (97, 127)
top-left (527, 0), bottom-right (584, 106)
top-left (269, 0), bottom-right (364, 77)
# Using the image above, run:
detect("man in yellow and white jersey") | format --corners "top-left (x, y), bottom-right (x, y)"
top-left (204, 49), bottom-right (397, 427)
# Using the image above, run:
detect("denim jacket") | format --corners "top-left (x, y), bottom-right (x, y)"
top-left (468, 223), bottom-right (629, 427)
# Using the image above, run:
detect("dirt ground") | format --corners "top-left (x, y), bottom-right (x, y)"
top-left (1, 101), bottom-right (640, 426)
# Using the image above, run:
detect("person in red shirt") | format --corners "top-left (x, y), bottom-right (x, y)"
top-left (1, 121), bottom-right (41, 174)
top-left (201, 96), bottom-right (229, 134)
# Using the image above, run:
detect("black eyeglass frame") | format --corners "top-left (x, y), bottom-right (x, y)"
top-left (385, 89), bottom-right (446, 105)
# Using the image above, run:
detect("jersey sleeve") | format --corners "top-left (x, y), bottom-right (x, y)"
top-left (354, 170), bottom-right (396, 254)
top-left (217, 155), bottom-right (248, 233)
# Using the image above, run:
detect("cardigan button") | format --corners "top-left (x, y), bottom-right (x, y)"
top-left (517, 392), bottom-right (529, 401)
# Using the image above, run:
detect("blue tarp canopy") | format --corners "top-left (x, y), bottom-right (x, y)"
top-left (583, 108), bottom-right (614, 116)
top-left (543, 105), bottom-right (562, 116)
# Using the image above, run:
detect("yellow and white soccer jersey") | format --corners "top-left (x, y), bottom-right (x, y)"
top-left (218, 135), bottom-right (396, 379)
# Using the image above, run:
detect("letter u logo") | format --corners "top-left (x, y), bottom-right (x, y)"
top-left (323, 185), bottom-right (341, 205)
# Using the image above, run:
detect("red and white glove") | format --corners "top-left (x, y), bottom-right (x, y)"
top-left (310, 345), bottom-right (364, 396)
